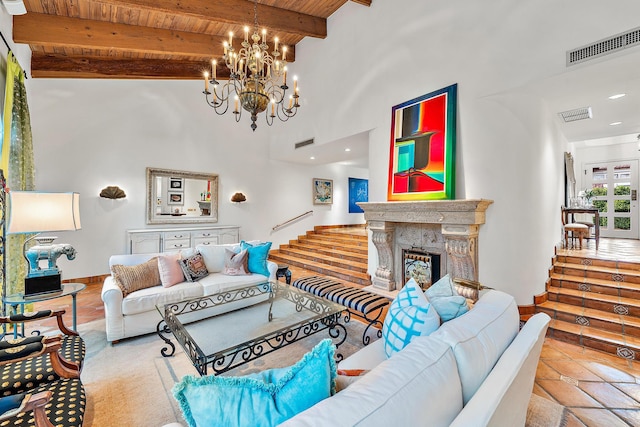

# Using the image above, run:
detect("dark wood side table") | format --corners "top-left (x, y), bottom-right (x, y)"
top-left (276, 264), bottom-right (292, 285)
top-left (563, 207), bottom-right (600, 250)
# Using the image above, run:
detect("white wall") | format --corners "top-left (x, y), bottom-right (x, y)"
top-left (573, 141), bottom-right (640, 184)
top-left (269, 0), bottom-right (640, 304)
top-left (26, 79), bottom-right (367, 279)
top-left (16, 0), bottom-right (640, 304)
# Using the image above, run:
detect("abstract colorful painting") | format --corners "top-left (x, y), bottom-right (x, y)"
top-left (387, 84), bottom-right (457, 201)
top-left (348, 177), bottom-right (368, 213)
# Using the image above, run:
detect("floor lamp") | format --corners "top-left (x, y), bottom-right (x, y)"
top-left (7, 191), bottom-right (81, 297)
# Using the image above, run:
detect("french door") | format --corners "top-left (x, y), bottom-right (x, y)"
top-left (583, 160), bottom-right (638, 239)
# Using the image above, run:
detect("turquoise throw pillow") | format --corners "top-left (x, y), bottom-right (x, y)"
top-left (382, 278), bottom-right (440, 358)
top-left (425, 274), bottom-right (457, 298)
top-left (173, 339), bottom-right (337, 427)
top-left (240, 240), bottom-right (272, 277)
top-left (425, 275), bottom-right (469, 322)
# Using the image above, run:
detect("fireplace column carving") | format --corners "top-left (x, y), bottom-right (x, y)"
top-left (368, 220), bottom-right (396, 291)
top-left (442, 225), bottom-right (479, 282)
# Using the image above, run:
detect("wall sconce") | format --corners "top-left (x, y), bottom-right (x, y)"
top-left (231, 192), bottom-right (247, 203)
top-left (100, 186), bottom-right (126, 199)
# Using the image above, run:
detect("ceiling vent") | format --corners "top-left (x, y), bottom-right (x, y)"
top-left (558, 107), bottom-right (592, 123)
top-left (294, 138), bottom-right (314, 149)
top-left (567, 26), bottom-right (640, 66)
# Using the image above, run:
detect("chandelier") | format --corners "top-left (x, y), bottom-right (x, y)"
top-left (202, 0), bottom-right (300, 131)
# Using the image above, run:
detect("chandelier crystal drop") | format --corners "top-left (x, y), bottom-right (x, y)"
top-left (202, 0), bottom-right (300, 131)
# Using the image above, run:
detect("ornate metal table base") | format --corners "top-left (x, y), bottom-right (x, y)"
top-left (156, 282), bottom-right (347, 376)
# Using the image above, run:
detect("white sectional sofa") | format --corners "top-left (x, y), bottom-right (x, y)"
top-left (102, 243), bottom-right (277, 342)
top-left (280, 290), bottom-right (551, 427)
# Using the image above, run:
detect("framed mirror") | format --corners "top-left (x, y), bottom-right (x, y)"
top-left (146, 167), bottom-right (219, 224)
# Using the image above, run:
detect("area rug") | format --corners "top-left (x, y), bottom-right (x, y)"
top-left (78, 317), bottom-right (374, 426)
top-left (525, 393), bottom-right (569, 427)
top-left (78, 318), bottom-right (563, 426)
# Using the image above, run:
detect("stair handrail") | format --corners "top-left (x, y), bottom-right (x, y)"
top-left (272, 210), bottom-right (313, 232)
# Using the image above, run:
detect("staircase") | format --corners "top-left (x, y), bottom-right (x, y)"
top-left (268, 225), bottom-right (371, 287)
top-left (536, 251), bottom-right (640, 361)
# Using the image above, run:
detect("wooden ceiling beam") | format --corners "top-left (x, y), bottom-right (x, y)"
top-left (30, 54), bottom-right (227, 79)
top-left (14, 13), bottom-right (296, 61)
top-left (350, 0), bottom-right (372, 5)
top-left (101, 0), bottom-right (327, 39)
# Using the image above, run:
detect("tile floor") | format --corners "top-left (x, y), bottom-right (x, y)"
top-left (17, 253), bottom-right (640, 427)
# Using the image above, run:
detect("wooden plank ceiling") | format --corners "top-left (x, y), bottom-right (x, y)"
top-left (14, 0), bottom-right (371, 79)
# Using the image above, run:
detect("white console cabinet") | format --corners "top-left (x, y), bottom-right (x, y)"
top-left (127, 226), bottom-right (240, 254)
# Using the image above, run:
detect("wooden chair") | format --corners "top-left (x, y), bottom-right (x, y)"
top-left (561, 207), bottom-right (589, 249)
top-left (0, 310), bottom-right (85, 397)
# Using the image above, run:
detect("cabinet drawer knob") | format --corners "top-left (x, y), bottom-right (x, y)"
top-left (203, 233), bottom-right (211, 236)
top-left (174, 235), bottom-right (183, 238)
top-left (174, 244), bottom-right (183, 248)
top-left (201, 242), bottom-right (211, 245)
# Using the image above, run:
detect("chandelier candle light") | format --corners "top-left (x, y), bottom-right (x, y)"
top-left (203, 0), bottom-right (300, 131)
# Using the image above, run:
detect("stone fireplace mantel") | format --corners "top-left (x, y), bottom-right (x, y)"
top-left (358, 199), bottom-right (493, 292)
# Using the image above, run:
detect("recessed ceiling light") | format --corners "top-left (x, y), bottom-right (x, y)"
top-left (310, 156), bottom-right (315, 160)
top-left (608, 93), bottom-right (626, 100)
top-left (345, 148), bottom-right (351, 152)
top-left (609, 121), bottom-right (622, 126)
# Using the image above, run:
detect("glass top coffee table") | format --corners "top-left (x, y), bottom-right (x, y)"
top-left (156, 281), bottom-right (347, 376)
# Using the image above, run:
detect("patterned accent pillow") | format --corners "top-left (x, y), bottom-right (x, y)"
top-left (111, 257), bottom-right (161, 297)
top-left (223, 249), bottom-right (249, 276)
top-left (179, 252), bottom-right (209, 282)
top-left (382, 278), bottom-right (440, 358)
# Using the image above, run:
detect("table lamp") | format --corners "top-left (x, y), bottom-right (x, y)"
top-left (7, 191), bottom-right (81, 296)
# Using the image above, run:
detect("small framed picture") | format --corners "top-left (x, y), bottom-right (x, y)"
top-left (313, 178), bottom-right (333, 205)
top-left (167, 192), bottom-right (183, 205)
top-left (169, 177), bottom-right (184, 191)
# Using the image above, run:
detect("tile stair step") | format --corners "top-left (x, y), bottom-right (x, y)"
top-left (554, 254), bottom-right (640, 272)
top-left (278, 245), bottom-right (368, 266)
top-left (554, 260), bottom-right (640, 278)
top-left (547, 286), bottom-right (640, 318)
top-left (536, 301), bottom-right (640, 338)
top-left (553, 261), bottom-right (640, 284)
top-left (290, 238), bottom-right (369, 255)
top-left (268, 252), bottom-right (371, 286)
top-left (544, 318), bottom-right (640, 361)
top-left (549, 272), bottom-right (640, 299)
top-left (301, 234), bottom-right (369, 248)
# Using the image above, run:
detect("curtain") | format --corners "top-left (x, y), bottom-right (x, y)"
top-left (564, 152), bottom-right (576, 206)
top-left (1, 52), bottom-right (35, 298)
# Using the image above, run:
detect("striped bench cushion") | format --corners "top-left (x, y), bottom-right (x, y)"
top-left (292, 276), bottom-right (344, 297)
top-left (293, 276), bottom-right (389, 315)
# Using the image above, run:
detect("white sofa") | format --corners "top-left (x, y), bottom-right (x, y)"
top-left (102, 243), bottom-right (277, 342)
top-left (280, 290), bottom-right (551, 427)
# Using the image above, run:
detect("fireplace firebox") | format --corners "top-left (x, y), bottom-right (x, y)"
top-left (402, 249), bottom-right (441, 290)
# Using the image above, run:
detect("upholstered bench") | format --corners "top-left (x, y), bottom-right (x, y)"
top-left (292, 276), bottom-right (390, 345)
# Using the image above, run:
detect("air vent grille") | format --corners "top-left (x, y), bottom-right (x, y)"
top-left (294, 138), bottom-right (314, 149)
top-left (558, 107), bottom-right (592, 123)
top-left (567, 27), bottom-right (640, 66)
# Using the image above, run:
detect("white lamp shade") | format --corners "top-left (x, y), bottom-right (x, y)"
top-left (8, 191), bottom-right (81, 234)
